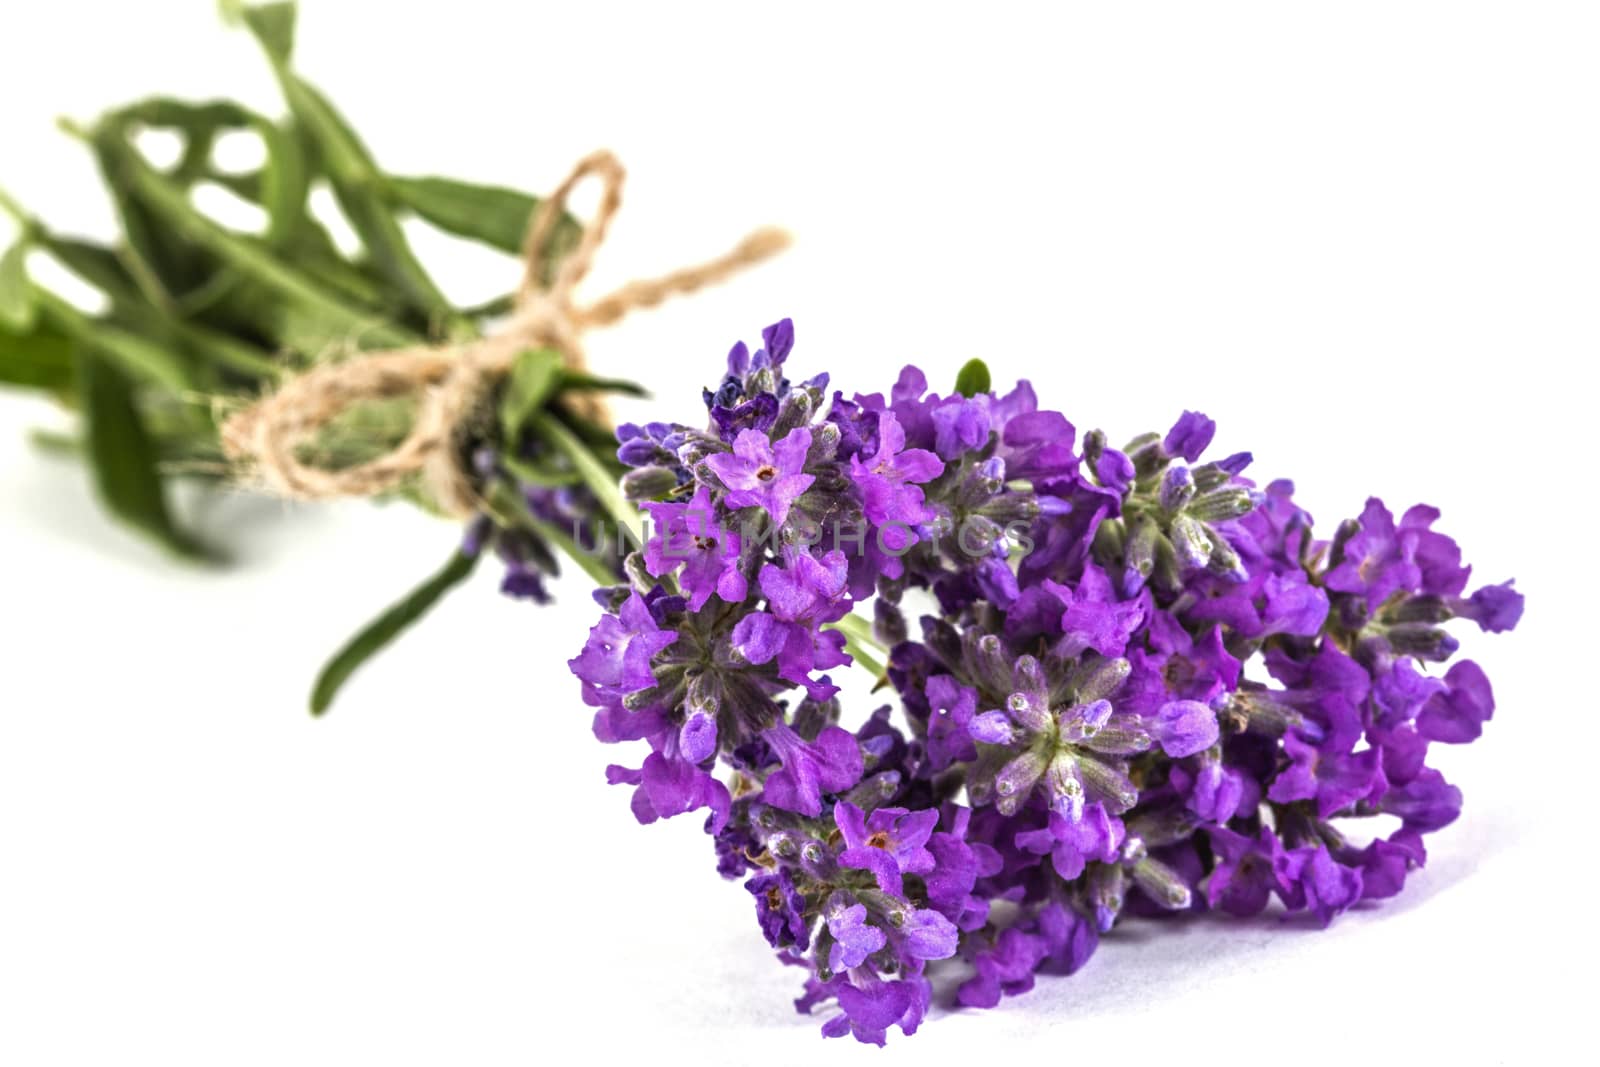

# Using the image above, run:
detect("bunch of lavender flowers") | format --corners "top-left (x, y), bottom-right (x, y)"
top-left (570, 319), bottom-right (1523, 1044)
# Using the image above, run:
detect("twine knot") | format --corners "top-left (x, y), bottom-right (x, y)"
top-left (220, 149), bottom-right (790, 517)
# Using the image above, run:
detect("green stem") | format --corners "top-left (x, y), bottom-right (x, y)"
top-left (0, 185), bottom-right (31, 227)
top-left (486, 480), bottom-right (620, 588)
top-left (534, 414), bottom-right (644, 545)
top-left (827, 611), bottom-right (889, 679)
top-left (28, 429), bottom-right (80, 455)
top-left (524, 513), bottom-right (622, 588)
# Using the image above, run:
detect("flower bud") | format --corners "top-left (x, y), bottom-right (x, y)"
top-left (687, 671), bottom-right (721, 718)
top-left (1188, 488), bottom-right (1257, 523)
top-left (1206, 535), bottom-right (1247, 581)
top-left (624, 551), bottom-right (654, 591)
top-left (969, 709), bottom-right (1015, 745)
top-left (1093, 516), bottom-right (1127, 561)
top-left (1386, 594), bottom-right (1452, 625)
top-left (971, 633), bottom-right (1016, 695)
top-left (843, 771), bottom-right (901, 809)
top-left (1159, 465), bottom-right (1196, 512)
top-left (1077, 754), bottom-right (1138, 812)
top-left (1058, 699), bottom-right (1113, 741)
top-left (1123, 515), bottom-right (1160, 595)
top-left (994, 748), bottom-right (1049, 816)
top-left (1088, 863), bottom-right (1127, 931)
top-left (1168, 512), bottom-right (1213, 570)
top-left (811, 421), bottom-right (842, 457)
top-left (1123, 431), bottom-right (1164, 478)
top-left (770, 389), bottom-right (815, 436)
top-left (622, 465), bottom-right (681, 502)
top-left (1190, 461), bottom-right (1234, 493)
top-left (964, 457), bottom-right (1008, 502)
top-left (1327, 517), bottom-right (1361, 569)
top-left (1131, 855), bottom-right (1193, 910)
top-left (1227, 690), bottom-right (1316, 740)
top-left (1082, 428), bottom-right (1107, 467)
top-left (874, 598), bottom-right (908, 646)
top-left (1046, 751), bottom-right (1085, 821)
top-left (1013, 655), bottom-right (1049, 698)
top-left (1077, 723), bottom-right (1152, 755)
top-left (799, 838), bottom-right (838, 880)
top-left (1070, 656), bottom-right (1131, 704)
top-left (618, 437), bottom-right (670, 468)
top-left (1384, 622), bottom-right (1460, 662)
top-left (1004, 688), bottom-right (1052, 734)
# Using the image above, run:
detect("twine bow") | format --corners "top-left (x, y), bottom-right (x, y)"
top-left (220, 149), bottom-right (790, 517)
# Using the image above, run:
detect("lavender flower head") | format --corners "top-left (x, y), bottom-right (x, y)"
top-left (568, 318), bottom-right (1523, 1043)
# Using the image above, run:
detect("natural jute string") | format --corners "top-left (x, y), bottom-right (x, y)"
top-left (220, 150), bottom-right (790, 517)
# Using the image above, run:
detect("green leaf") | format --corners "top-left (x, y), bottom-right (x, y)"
top-left (387, 176), bottom-right (536, 256)
top-left (231, 1), bottom-right (297, 64)
top-left (76, 346), bottom-right (211, 560)
top-left (310, 548), bottom-right (479, 715)
top-left (36, 235), bottom-right (282, 383)
top-left (39, 235), bottom-right (136, 297)
top-left (104, 143), bottom-right (415, 348)
top-left (37, 291), bottom-right (195, 392)
top-left (953, 358), bottom-right (991, 398)
top-left (97, 97), bottom-right (314, 261)
top-left (0, 238), bottom-right (35, 330)
top-left (500, 453), bottom-right (580, 488)
top-left (387, 175), bottom-right (581, 286)
top-left (556, 370), bottom-right (649, 398)
top-left (499, 348), bottom-right (563, 441)
top-left (83, 123), bottom-right (205, 305)
top-left (0, 321), bottom-right (74, 392)
top-left (235, 14), bottom-right (458, 329)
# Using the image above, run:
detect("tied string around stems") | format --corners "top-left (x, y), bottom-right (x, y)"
top-left (220, 149), bottom-right (791, 517)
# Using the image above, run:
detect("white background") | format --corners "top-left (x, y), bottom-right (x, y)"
top-left (1, 2), bottom-right (1594, 1063)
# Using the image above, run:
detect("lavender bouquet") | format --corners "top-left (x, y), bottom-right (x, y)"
top-left (568, 321), bottom-right (1521, 1043)
top-left (0, 2), bottom-right (781, 712)
top-left (1, 3), bottom-right (1523, 1046)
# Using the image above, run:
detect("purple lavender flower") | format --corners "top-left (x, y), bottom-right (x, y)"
top-left (849, 411), bottom-right (943, 529)
top-left (568, 592), bottom-right (678, 706)
top-left (817, 974), bottom-right (930, 1045)
top-left (1014, 803), bottom-right (1125, 879)
top-left (1324, 498), bottom-right (1424, 609)
top-left (760, 548), bottom-right (851, 625)
top-left (607, 753), bottom-right (729, 832)
top-left (825, 896), bottom-right (886, 972)
top-left (1276, 846), bottom-right (1365, 926)
top-left (1454, 579), bottom-right (1524, 633)
top-left (1206, 827), bottom-right (1287, 917)
top-left (835, 802), bottom-right (938, 896)
top-left (761, 723), bottom-right (863, 817)
top-left (749, 868), bottom-right (810, 951)
top-left (706, 427), bottom-right (815, 528)
top-left (1415, 660), bottom-right (1494, 743)
top-left (1268, 734), bottom-right (1387, 818)
top-left (642, 485), bottom-right (747, 610)
top-left (1163, 410), bottom-right (1216, 462)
